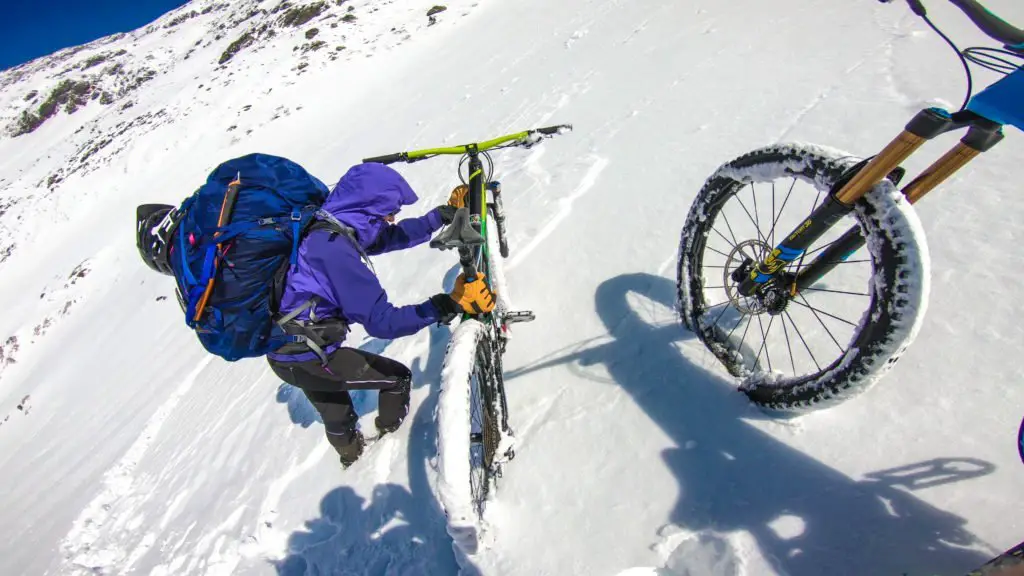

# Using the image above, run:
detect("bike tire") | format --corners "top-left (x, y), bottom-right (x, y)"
top-left (678, 144), bottom-right (930, 411)
top-left (436, 319), bottom-right (501, 556)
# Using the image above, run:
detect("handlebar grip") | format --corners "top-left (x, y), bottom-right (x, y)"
top-left (362, 152), bottom-right (406, 165)
top-left (949, 0), bottom-right (1024, 46)
top-left (535, 124), bottom-right (572, 135)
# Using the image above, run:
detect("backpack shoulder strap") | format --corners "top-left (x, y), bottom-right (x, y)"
top-left (307, 210), bottom-right (376, 275)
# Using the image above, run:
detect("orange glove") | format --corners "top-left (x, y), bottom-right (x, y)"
top-left (447, 185), bottom-right (469, 209)
top-left (450, 273), bottom-right (496, 314)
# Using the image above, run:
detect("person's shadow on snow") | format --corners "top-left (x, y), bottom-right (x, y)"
top-left (509, 272), bottom-right (995, 576)
top-left (272, 483), bottom-right (453, 575)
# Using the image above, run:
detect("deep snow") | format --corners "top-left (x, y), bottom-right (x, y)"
top-left (0, 0), bottom-right (1023, 574)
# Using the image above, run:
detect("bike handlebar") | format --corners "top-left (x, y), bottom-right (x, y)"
top-left (949, 0), bottom-right (1024, 47)
top-left (361, 124), bottom-right (573, 165)
top-left (362, 152), bottom-right (406, 164)
top-left (883, 0), bottom-right (1024, 47)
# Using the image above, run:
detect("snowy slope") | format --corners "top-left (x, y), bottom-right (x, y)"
top-left (1, 0), bottom-right (1023, 575)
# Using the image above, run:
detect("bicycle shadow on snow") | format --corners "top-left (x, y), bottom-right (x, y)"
top-left (511, 272), bottom-right (994, 576)
top-left (273, 324), bottom-right (478, 574)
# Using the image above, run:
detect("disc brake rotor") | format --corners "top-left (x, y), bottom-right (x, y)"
top-left (723, 239), bottom-right (772, 315)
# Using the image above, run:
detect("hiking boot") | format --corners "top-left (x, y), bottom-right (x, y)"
top-left (375, 417), bottom-right (404, 438)
top-left (334, 430), bottom-right (365, 469)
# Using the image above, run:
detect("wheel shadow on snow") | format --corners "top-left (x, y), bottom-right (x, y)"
top-left (514, 273), bottom-right (995, 576)
top-left (273, 325), bottom-right (475, 575)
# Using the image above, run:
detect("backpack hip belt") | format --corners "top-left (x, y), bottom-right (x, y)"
top-left (274, 296), bottom-right (349, 364)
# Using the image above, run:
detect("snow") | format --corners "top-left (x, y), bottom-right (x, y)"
top-left (1, 0), bottom-right (1024, 575)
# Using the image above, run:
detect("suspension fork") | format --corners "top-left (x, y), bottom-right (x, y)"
top-left (737, 108), bottom-right (1004, 297)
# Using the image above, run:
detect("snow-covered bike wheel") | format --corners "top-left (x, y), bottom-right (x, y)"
top-left (678, 144), bottom-right (930, 411)
top-left (437, 318), bottom-right (501, 555)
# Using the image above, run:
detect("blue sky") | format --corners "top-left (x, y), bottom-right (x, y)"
top-left (0, 0), bottom-right (189, 71)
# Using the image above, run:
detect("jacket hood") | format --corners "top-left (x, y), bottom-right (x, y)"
top-left (322, 163), bottom-right (418, 248)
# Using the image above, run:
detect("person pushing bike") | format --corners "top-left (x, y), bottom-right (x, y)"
top-left (137, 162), bottom-right (496, 468)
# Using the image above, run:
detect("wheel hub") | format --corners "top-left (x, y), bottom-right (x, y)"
top-left (761, 285), bottom-right (790, 316)
top-left (723, 240), bottom-right (794, 316)
top-left (723, 239), bottom-right (772, 315)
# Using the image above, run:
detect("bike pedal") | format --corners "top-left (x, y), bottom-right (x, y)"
top-left (503, 311), bottom-right (535, 324)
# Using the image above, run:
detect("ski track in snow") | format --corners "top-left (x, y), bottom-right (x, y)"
top-left (246, 441), bottom-right (330, 561)
top-left (59, 355), bottom-right (215, 574)
top-left (506, 154), bottom-right (609, 272)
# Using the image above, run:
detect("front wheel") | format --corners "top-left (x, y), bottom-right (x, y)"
top-left (678, 144), bottom-right (930, 411)
top-left (436, 319), bottom-right (510, 555)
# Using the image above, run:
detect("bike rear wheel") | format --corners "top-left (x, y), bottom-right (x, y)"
top-left (678, 144), bottom-right (930, 411)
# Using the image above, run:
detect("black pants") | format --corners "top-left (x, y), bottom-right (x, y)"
top-left (268, 347), bottom-right (412, 452)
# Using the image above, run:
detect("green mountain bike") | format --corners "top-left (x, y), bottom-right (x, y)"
top-left (363, 124), bottom-right (572, 555)
top-left (678, 0), bottom-right (1023, 410)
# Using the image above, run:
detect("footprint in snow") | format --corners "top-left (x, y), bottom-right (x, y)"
top-left (16, 395), bottom-right (30, 415)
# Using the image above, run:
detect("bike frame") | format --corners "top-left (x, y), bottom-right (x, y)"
top-left (737, 66), bottom-right (1023, 299)
top-left (362, 125), bottom-right (570, 459)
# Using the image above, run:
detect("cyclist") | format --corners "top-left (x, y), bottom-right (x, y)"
top-left (266, 163), bottom-right (496, 467)
top-left (136, 162), bottom-right (497, 468)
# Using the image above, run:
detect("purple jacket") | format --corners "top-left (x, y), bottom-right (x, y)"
top-left (268, 163), bottom-right (446, 362)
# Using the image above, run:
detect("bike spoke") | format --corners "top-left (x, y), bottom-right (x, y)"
top-left (711, 226), bottom-right (740, 251)
top-left (754, 314), bottom-right (775, 372)
top-left (784, 309), bottom-right (821, 372)
top-left (718, 211), bottom-right (760, 262)
top-left (793, 296), bottom-right (858, 328)
top-left (726, 312), bottom-right (746, 341)
top-left (738, 313), bottom-right (754, 357)
top-left (767, 178), bottom-right (797, 252)
top-left (791, 297), bottom-right (846, 352)
top-left (802, 287), bottom-right (869, 297)
top-left (720, 211), bottom-right (742, 252)
top-left (710, 299), bottom-right (731, 329)
top-left (781, 312), bottom-right (796, 375)
top-left (705, 245), bottom-right (733, 259)
top-left (735, 193), bottom-right (769, 254)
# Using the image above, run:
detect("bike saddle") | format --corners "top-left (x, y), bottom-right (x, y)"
top-left (430, 207), bottom-right (485, 250)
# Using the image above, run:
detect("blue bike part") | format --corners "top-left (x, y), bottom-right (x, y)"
top-left (1018, 414), bottom-right (1024, 465)
top-left (967, 67), bottom-right (1024, 130)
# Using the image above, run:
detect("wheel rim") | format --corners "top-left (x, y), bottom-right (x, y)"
top-left (695, 176), bottom-right (876, 384)
top-left (468, 364), bottom-right (489, 514)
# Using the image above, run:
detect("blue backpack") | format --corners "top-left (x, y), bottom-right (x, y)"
top-left (170, 153), bottom-right (332, 361)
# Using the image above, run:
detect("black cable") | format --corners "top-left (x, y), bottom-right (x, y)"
top-left (482, 151), bottom-right (495, 182)
top-left (921, 13), bottom-right (975, 111)
top-left (963, 46), bottom-right (1024, 74)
